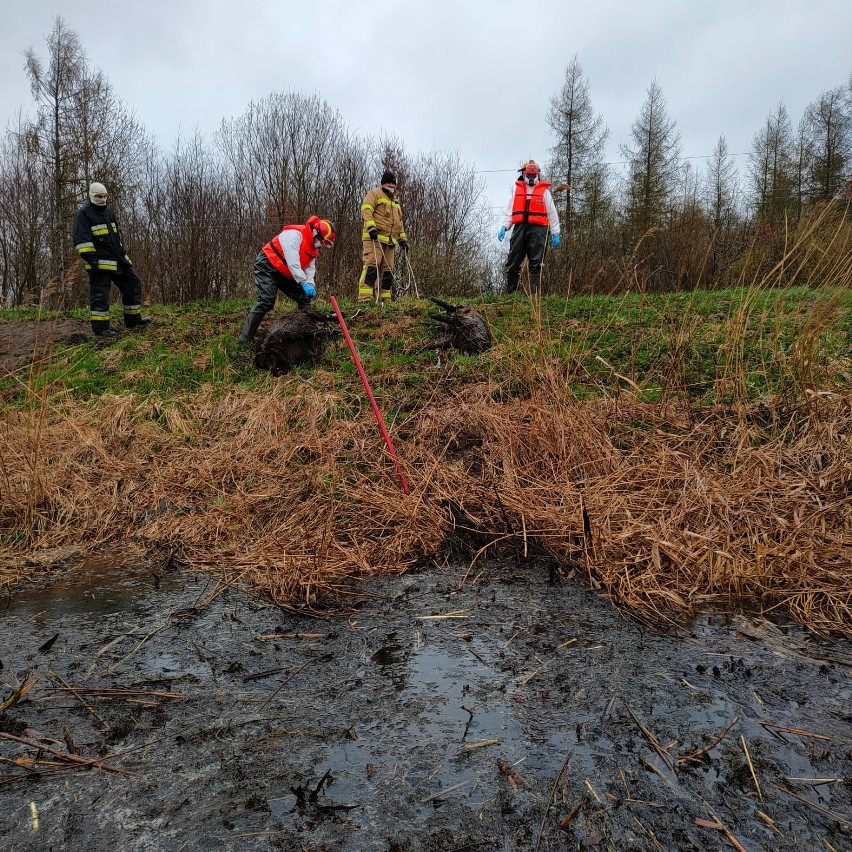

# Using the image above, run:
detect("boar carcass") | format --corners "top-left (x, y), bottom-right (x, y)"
top-left (254, 309), bottom-right (338, 376)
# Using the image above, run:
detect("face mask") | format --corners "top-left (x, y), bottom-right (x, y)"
top-left (526, 174), bottom-right (537, 186)
top-left (383, 185), bottom-right (395, 194)
top-left (314, 238), bottom-right (322, 249)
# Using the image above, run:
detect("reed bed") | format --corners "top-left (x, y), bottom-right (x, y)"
top-left (1, 377), bottom-right (849, 636)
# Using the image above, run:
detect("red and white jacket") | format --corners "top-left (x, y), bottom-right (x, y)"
top-left (503, 179), bottom-right (560, 233)
top-left (262, 225), bottom-right (318, 283)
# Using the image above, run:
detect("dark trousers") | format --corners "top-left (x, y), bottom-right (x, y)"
top-left (505, 223), bottom-right (547, 295)
top-left (88, 264), bottom-right (145, 328)
top-left (247, 253), bottom-right (311, 319)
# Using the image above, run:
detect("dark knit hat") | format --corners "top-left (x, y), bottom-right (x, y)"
top-left (381, 170), bottom-right (397, 185)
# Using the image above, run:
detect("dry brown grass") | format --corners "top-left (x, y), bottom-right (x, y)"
top-left (1, 377), bottom-right (849, 636)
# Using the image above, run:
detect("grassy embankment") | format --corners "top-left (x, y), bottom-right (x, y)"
top-left (1, 244), bottom-right (850, 635)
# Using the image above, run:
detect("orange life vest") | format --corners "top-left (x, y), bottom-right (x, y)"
top-left (510, 181), bottom-right (551, 227)
top-left (262, 225), bottom-right (318, 278)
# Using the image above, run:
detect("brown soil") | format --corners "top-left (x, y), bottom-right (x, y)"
top-left (0, 319), bottom-right (92, 375)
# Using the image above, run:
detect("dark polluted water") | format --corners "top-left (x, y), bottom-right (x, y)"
top-left (0, 553), bottom-right (850, 851)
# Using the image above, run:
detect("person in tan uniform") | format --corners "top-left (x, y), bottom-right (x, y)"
top-left (358, 170), bottom-right (409, 302)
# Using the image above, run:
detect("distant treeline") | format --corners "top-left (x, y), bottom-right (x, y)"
top-left (1, 19), bottom-right (850, 308)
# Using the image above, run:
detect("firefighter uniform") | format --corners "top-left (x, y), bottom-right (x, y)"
top-left (72, 187), bottom-right (148, 335)
top-left (359, 175), bottom-right (408, 302)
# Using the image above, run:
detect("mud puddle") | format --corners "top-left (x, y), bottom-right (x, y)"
top-left (0, 556), bottom-right (850, 851)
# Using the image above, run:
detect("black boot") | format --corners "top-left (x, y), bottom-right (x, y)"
top-left (380, 271), bottom-right (394, 302)
top-left (238, 310), bottom-right (265, 345)
top-left (125, 316), bottom-right (152, 329)
top-left (506, 272), bottom-right (520, 294)
top-left (529, 270), bottom-right (541, 297)
top-left (92, 323), bottom-right (116, 338)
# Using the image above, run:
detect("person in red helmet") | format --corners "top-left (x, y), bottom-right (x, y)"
top-left (238, 215), bottom-right (335, 344)
top-left (497, 160), bottom-right (561, 296)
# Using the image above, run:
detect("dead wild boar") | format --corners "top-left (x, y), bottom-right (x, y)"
top-left (425, 297), bottom-right (492, 355)
top-left (254, 309), bottom-right (339, 376)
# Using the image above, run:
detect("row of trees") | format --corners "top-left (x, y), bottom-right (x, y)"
top-left (1, 19), bottom-right (850, 309)
top-left (546, 57), bottom-right (852, 292)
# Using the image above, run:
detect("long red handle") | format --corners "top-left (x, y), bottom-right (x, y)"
top-left (330, 296), bottom-right (410, 495)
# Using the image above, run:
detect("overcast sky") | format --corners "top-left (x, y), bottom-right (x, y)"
top-left (2, 0), bottom-right (851, 229)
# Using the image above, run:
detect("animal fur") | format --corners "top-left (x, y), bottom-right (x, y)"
top-left (424, 297), bottom-right (492, 355)
top-left (254, 309), bottom-right (339, 376)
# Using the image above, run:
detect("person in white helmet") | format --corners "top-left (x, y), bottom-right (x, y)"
top-left (497, 160), bottom-right (561, 296)
top-left (72, 182), bottom-right (151, 337)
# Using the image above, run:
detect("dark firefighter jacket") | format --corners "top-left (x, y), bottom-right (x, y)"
top-left (72, 202), bottom-right (131, 273)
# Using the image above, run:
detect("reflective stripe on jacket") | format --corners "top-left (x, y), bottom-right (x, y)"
top-left (72, 202), bottom-right (128, 271)
top-left (262, 225), bottom-right (318, 280)
top-left (360, 186), bottom-right (407, 244)
top-left (510, 181), bottom-right (552, 227)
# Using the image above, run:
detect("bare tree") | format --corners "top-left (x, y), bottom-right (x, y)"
top-left (0, 114), bottom-right (45, 307)
top-left (800, 86), bottom-right (851, 202)
top-left (748, 101), bottom-right (795, 223)
top-left (547, 55), bottom-right (609, 236)
top-left (621, 80), bottom-right (682, 234)
top-left (704, 135), bottom-right (739, 231)
top-left (24, 17), bottom-right (86, 300)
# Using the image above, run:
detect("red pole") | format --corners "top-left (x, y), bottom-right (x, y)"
top-left (329, 296), bottom-right (410, 495)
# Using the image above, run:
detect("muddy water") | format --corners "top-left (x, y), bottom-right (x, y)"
top-left (0, 556), bottom-right (850, 851)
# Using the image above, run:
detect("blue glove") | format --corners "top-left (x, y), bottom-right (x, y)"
top-left (498, 226), bottom-right (506, 242)
top-left (551, 234), bottom-right (560, 248)
top-left (302, 282), bottom-right (316, 298)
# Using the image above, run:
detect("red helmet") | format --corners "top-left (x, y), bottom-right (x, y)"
top-left (521, 160), bottom-right (541, 176)
top-left (307, 215), bottom-right (336, 247)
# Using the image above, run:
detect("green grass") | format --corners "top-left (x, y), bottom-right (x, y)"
top-left (1, 285), bottom-right (849, 410)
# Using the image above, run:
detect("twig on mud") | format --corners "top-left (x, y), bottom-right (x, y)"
top-left (769, 783), bottom-right (852, 830)
top-left (622, 700), bottom-right (674, 773)
top-left (497, 758), bottom-right (525, 792)
top-left (740, 735), bottom-right (763, 800)
top-left (458, 739), bottom-right (502, 752)
top-left (632, 815), bottom-right (665, 850)
top-left (47, 687), bottom-right (184, 700)
top-left (0, 671), bottom-right (41, 711)
top-left (413, 609), bottom-right (471, 620)
top-left (761, 723), bottom-right (831, 741)
top-left (48, 671), bottom-right (109, 728)
top-left (0, 732), bottom-right (129, 776)
top-left (466, 646), bottom-right (489, 667)
top-left (677, 715), bottom-right (739, 764)
top-left (419, 779), bottom-right (468, 803)
top-left (534, 751), bottom-right (571, 852)
top-left (695, 817), bottom-right (748, 852)
top-left (257, 659), bottom-right (312, 712)
top-left (756, 809), bottom-right (781, 834)
top-left (255, 632), bottom-right (327, 640)
top-left (105, 621), bottom-right (171, 673)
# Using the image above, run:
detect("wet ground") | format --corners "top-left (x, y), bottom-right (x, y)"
top-left (0, 319), bottom-right (91, 375)
top-left (0, 556), bottom-right (850, 851)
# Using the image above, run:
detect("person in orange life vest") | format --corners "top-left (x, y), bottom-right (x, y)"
top-left (497, 160), bottom-right (560, 296)
top-left (358, 170), bottom-right (408, 302)
top-left (238, 216), bottom-right (335, 344)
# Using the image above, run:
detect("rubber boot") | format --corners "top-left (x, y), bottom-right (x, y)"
top-left (506, 271), bottom-right (520, 294)
top-left (529, 269), bottom-right (541, 297)
top-left (92, 324), bottom-right (117, 338)
top-left (358, 266), bottom-right (378, 302)
top-left (125, 315), bottom-right (152, 329)
top-left (380, 271), bottom-right (393, 302)
top-left (238, 310), bottom-right (265, 345)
